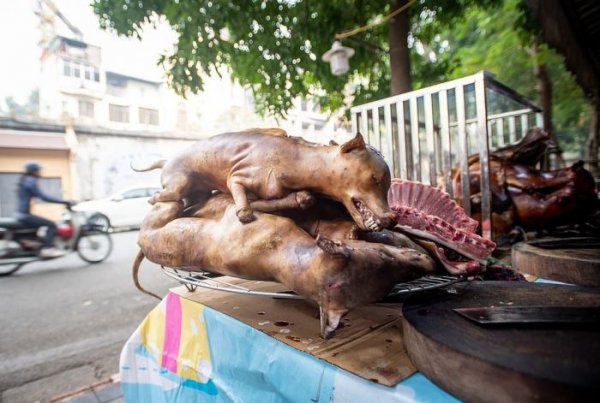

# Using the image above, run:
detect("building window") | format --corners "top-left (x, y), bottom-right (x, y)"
top-left (62, 59), bottom-right (100, 82)
top-left (139, 107), bottom-right (159, 125)
top-left (79, 100), bottom-right (94, 118)
top-left (63, 61), bottom-right (71, 76)
top-left (109, 104), bottom-right (129, 123)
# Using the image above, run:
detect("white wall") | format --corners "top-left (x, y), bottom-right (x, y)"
top-left (74, 133), bottom-right (195, 200)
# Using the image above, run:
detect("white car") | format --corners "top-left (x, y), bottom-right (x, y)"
top-left (73, 186), bottom-right (161, 229)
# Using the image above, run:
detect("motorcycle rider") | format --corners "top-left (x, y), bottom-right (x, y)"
top-left (15, 161), bottom-right (74, 258)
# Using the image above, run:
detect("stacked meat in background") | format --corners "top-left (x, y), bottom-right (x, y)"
top-left (451, 128), bottom-right (599, 240)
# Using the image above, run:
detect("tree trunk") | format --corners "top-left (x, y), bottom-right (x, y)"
top-left (531, 42), bottom-right (564, 168)
top-left (534, 62), bottom-right (553, 137)
top-left (585, 102), bottom-right (599, 177)
top-left (389, 0), bottom-right (412, 95)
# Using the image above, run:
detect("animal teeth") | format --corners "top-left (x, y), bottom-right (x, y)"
top-left (355, 199), bottom-right (380, 230)
top-left (367, 218), bottom-right (380, 231)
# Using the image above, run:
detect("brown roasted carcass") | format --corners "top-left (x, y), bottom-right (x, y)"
top-left (133, 130), bottom-right (394, 231)
top-left (136, 192), bottom-right (435, 339)
top-left (452, 128), bottom-right (599, 236)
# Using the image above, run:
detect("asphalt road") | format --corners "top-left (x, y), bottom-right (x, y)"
top-left (0, 231), bottom-right (180, 402)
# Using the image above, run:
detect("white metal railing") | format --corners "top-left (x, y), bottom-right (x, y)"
top-left (350, 71), bottom-right (542, 239)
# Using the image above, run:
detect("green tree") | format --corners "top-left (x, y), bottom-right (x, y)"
top-left (93, 0), bottom-right (496, 116)
top-left (438, 0), bottom-right (591, 159)
top-left (2, 90), bottom-right (39, 117)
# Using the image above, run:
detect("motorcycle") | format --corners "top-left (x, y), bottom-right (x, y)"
top-left (0, 206), bottom-right (113, 276)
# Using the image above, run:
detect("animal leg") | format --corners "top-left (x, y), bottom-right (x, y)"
top-left (149, 174), bottom-right (192, 205)
top-left (319, 306), bottom-right (347, 339)
top-left (295, 191), bottom-right (316, 210)
top-left (228, 180), bottom-right (255, 223)
top-left (250, 191), bottom-right (316, 213)
top-left (142, 201), bottom-right (184, 230)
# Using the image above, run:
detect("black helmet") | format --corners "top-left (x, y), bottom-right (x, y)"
top-left (24, 161), bottom-right (42, 174)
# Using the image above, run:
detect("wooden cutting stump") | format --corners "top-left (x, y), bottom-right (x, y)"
top-left (402, 281), bottom-right (600, 403)
top-left (512, 237), bottom-right (600, 286)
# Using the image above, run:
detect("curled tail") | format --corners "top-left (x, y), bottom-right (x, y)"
top-left (130, 159), bottom-right (166, 172)
top-left (132, 249), bottom-right (161, 300)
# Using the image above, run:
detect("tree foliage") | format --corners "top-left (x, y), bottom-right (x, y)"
top-left (93, 0), bottom-right (591, 158)
top-left (93, 0), bottom-right (495, 116)
top-left (1, 90), bottom-right (39, 116)
top-left (439, 0), bottom-right (591, 155)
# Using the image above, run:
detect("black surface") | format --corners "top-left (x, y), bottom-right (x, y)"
top-left (403, 281), bottom-right (600, 388)
top-left (453, 306), bottom-right (600, 326)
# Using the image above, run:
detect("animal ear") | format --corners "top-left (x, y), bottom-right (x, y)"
top-left (340, 133), bottom-right (366, 154)
top-left (316, 234), bottom-right (351, 259)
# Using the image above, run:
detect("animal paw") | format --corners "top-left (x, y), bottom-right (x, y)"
top-left (236, 207), bottom-right (256, 223)
top-left (295, 191), bottom-right (316, 209)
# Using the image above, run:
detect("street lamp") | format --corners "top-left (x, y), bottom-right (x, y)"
top-left (322, 41), bottom-right (355, 76)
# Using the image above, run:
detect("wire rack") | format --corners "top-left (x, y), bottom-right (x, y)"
top-left (384, 274), bottom-right (465, 298)
top-left (161, 266), bottom-right (464, 299)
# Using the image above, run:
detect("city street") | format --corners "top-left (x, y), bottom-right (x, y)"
top-left (0, 231), bottom-right (180, 402)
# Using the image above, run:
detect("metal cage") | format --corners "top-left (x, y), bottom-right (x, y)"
top-left (350, 71), bottom-right (542, 239)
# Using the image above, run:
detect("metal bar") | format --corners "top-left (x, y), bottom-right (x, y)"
top-left (351, 112), bottom-right (358, 134)
top-left (438, 89), bottom-right (452, 194)
top-left (424, 93), bottom-right (436, 186)
top-left (383, 103), bottom-right (395, 175)
top-left (508, 116), bottom-right (517, 144)
top-left (497, 118), bottom-right (505, 147)
top-left (351, 73), bottom-right (480, 114)
top-left (360, 110), bottom-right (368, 138)
top-left (487, 108), bottom-right (535, 120)
top-left (409, 97), bottom-right (421, 182)
top-left (385, 275), bottom-right (465, 297)
top-left (162, 268), bottom-right (305, 299)
top-left (455, 84), bottom-right (470, 215)
top-left (351, 71), bottom-right (541, 117)
top-left (536, 112), bottom-right (543, 128)
top-left (475, 74), bottom-right (492, 240)
top-left (520, 114), bottom-right (528, 139)
top-left (485, 72), bottom-right (543, 112)
top-left (395, 101), bottom-right (408, 179)
top-left (447, 108), bottom-right (534, 130)
top-left (372, 107), bottom-right (382, 151)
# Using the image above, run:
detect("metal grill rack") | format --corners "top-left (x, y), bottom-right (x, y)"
top-left (384, 274), bottom-right (465, 298)
top-left (161, 266), bottom-right (464, 299)
top-left (161, 266), bottom-right (305, 299)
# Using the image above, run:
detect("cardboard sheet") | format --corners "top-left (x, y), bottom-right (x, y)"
top-left (172, 276), bottom-right (416, 386)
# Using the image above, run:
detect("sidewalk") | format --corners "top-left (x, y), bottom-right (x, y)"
top-left (50, 374), bottom-right (122, 403)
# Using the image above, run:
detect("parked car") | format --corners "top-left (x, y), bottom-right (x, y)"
top-left (73, 186), bottom-right (161, 229)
